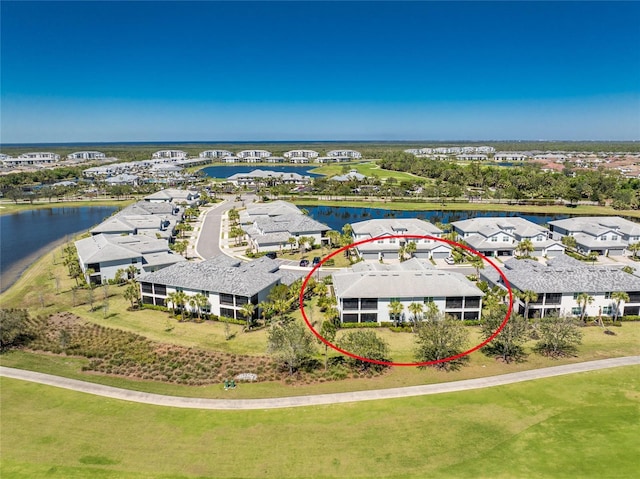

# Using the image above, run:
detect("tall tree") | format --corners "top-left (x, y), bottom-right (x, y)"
top-left (388, 300), bottom-right (404, 326)
top-left (533, 314), bottom-right (582, 358)
top-left (407, 302), bottom-right (424, 328)
top-left (480, 310), bottom-right (529, 363)
top-left (576, 292), bottom-right (594, 323)
top-left (240, 302), bottom-right (256, 330)
top-left (468, 255), bottom-right (485, 280)
top-left (518, 290), bottom-right (539, 319)
top-left (515, 239), bottom-right (534, 258)
top-left (611, 291), bottom-right (629, 322)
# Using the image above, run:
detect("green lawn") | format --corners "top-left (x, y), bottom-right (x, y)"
top-left (0, 198), bottom-right (135, 216)
top-left (309, 161), bottom-right (422, 181)
top-left (2, 366), bottom-right (638, 479)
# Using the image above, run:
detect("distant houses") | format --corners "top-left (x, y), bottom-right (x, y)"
top-left (67, 151), bottom-right (106, 160)
top-left (226, 169), bottom-right (312, 187)
top-left (152, 150), bottom-right (188, 160)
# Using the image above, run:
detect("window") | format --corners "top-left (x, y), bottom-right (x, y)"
top-left (377, 240), bottom-right (384, 244)
top-left (503, 236), bottom-right (510, 242)
top-left (545, 293), bottom-right (562, 305)
top-left (491, 236), bottom-right (497, 242)
top-left (141, 283), bottom-right (153, 294)
top-left (154, 284), bottom-right (166, 296)
top-left (389, 239), bottom-right (396, 244)
top-left (573, 292), bottom-right (582, 300)
top-left (235, 296), bottom-right (249, 306)
top-left (361, 298), bottom-right (378, 310)
top-left (423, 297), bottom-right (434, 304)
top-left (446, 297), bottom-right (464, 309)
top-left (464, 311), bottom-right (479, 320)
top-left (465, 297), bottom-right (481, 309)
top-left (571, 307), bottom-right (582, 315)
top-left (155, 297), bottom-right (165, 307)
top-left (601, 235), bottom-right (608, 241)
top-left (602, 306), bottom-right (613, 315)
top-left (220, 293), bottom-right (234, 306)
top-left (611, 235), bottom-right (618, 241)
top-left (220, 308), bottom-right (236, 319)
top-left (628, 292), bottom-right (640, 303)
top-left (604, 292), bottom-right (613, 299)
top-left (343, 298), bottom-right (359, 310)
top-left (142, 295), bottom-right (154, 305)
top-left (361, 313), bottom-right (378, 323)
top-left (343, 313), bottom-right (358, 323)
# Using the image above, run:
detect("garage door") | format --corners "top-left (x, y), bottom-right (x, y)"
top-left (362, 252), bottom-right (379, 261)
top-left (432, 251), bottom-right (450, 260)
top-left (546, 249), bottom-right (563, 258)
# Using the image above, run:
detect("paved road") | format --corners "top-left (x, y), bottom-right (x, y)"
top-left (195, 200), bottom-right (232, 259)
top-left (2, 356), bottom-right (638, 410)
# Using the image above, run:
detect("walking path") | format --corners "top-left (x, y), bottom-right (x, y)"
top-left (2, 356), bottom-right (638, 410)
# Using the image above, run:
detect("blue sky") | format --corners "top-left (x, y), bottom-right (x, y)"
top-left (1, 1), bottom-right (639, 143)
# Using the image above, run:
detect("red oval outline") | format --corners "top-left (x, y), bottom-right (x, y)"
top-left (300, 234), bottom-right (514, 367)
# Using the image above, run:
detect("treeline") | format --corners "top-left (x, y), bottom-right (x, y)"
top-left (377, 152), bottom-right (640, 209)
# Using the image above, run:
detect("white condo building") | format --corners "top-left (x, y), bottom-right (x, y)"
top-left (283, 150), bottom-right (319, 159)
top-left (237, 150), bottom-right (272, 159)
top-left (67, 151), bottom-right (106, 160)
top-left (327, 150), bottom-right (362, 159)
top-left (199, 150), bottom-right (233, 158)
top-left (152, 150), bottom-right (188, 160)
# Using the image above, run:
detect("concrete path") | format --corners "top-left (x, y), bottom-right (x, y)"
top-left (2, 356), bottom-right (638, 410)
top-left (194, 199), bottom-right (232, 259)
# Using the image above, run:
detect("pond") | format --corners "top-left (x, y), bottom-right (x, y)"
top-left (201, 165), bottom-right (322, 179)
top-left (303, 206), bottom-right (572, 231)
top-left (0, 206), bottom-right (119, 292)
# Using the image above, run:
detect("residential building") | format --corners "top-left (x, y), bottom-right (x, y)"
top-left (137, 256), bottom-right (301, 319)
top-left (226, 169), bottom-right (311, 187)
top-left (333, 259), bottom-right (483, 323)
top-left (451, 217), bottom-right (565, 258)
top-left (199, 150), bottom-right (232, 158)
top-left (105, 174), bottom-right (139, 186)
top-left (237, 150), bottom-right (272, 159)
top-left (330, 170), bottom-right (367, 182)
top-left (283, 150), bottom-right (319, 159)
top-left (239, 200), bottom-right (303, 223)
top-left (493, 152), bottom-right (529, 162)
top-left (548, 216), bottom-right (640, 256)
top-left (327, 149), bottom-right (362, 159)
top-left (481, 255), bottom-right (640, 318)
top-left (351, 218), bottom-right (451, 260)
top-left (3, 152), bottom-right (60, 166)
top-left (456, 154), bottom-right (488, 161)
top-left (75, 234), bottom-right (184, 284)
top-left (246, 214), bottom-right (330, 252)
top-left (152, 150), bottom-right (188, 160)
top-left (144, 188), bottom-right (200, 206)
top-left (67, 151), bottom-right (106, 160)
top-left (90, 200), bottom-right (182, 240)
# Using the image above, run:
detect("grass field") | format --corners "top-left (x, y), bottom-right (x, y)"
top-left (1, 365), bottom-right (638, 479)
top-left (309, 161), bottom-right (422, 181)
top-left (0, 198), bottom-right (135, 216)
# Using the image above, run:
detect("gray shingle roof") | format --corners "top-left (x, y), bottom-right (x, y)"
top-left (254, 214), bottom-right (329, 235)
top-left (334, 261), bottom-right (482, 299)
top-left (549, 216), bottom-right (640, 237)
top-left (351, 218), bottom-right (443, 237)
top-left (481, 257), bottom-right (640, 294)
top-left (137, 256), bottom-right (288, 297)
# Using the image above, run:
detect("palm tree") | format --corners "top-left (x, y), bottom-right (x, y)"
top-left (518, 290), bottom-right (538, 319)
top-left (408, 302), bottom-right (424, 328)
top-left (287, 236), bottom-right (297, 252)
top-left (628, 242), bottom-right (640, 259)
top-left (561, 235), bottom-right (577, 250)
top-left (258, 301), bottom-right (274, 325)
top-left (240, 302), bottom-right (256, 330)
top-left (166, 292), bottom-right (178, 316)
top-left (611, 291), bottom-right (629, 323)
top-left (388, 300), bottom-right (404, 326)
top-left (576, 292), bottom-right (594, 323)
top-left (423, 301), bottom-right (440, 322)
top-left (405, 241), bottom-right (417, 259)
top-left (167, 291), bottom-right (187, 321)
top-left (274, 298), bottom-right (290, 322)
top-left (326, 231), bottom-right (341, 248)
top-left (468, 255), bottom-right (485, 281)
top-left (515, 239), bottom-right (534, 258)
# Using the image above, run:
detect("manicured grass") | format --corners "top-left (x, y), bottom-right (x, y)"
top-left (292, 198), bottom-right (640, 218)
top-left (1, 366), bottom-right (638, 478)
top-left (309, 161), bottom-right (422, 181)
top-left (0, 198), bottom-right (135, 216)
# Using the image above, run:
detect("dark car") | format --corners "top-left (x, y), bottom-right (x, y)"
top-left (265, 251), bottom-right (277, 259)
top-left (312, 257), bottom-right (321, 266)
top-left (299, 259), bottom-right (310, 267)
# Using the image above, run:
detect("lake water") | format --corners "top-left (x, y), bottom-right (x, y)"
top-left (304, 206), bottom-right (572, 231)
top-left (0, 206), bottom-right (118, 292)
top-left (201, 165), bottom-right (322, 179)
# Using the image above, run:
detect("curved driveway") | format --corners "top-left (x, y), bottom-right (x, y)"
top-left (2, 356), bottom-right (638, 410)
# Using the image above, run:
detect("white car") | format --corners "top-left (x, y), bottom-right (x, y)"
top-left (444, 256), bottom-right (455, 265)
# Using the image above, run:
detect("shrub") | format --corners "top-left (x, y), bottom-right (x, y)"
top-left (340, 322), bottom-right (380, 329)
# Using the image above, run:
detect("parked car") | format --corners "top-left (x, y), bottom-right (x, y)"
top-left (312, 257), bottom-right (321, 266)
top-left (444, 256), bottom-right (455, 265)
top-left (299, 259), bottom-right (309, 267)
top-left (265, 252), bottom-right (277, 259)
